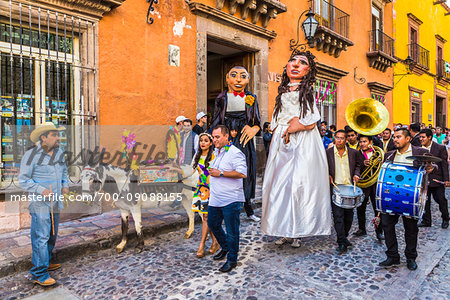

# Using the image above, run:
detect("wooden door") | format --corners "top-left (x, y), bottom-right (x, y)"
top-left (371, 5), bottom-right (382, 51)
top-left (436, 97), bottom-right (445, 128)
top-left (410, 28), bottom-right (418, 60)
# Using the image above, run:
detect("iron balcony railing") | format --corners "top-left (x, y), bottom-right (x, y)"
top-left (408, 43), bottom-right (430, 69)
top-left (369, 29), bottom-right (394, 57)
top-left (313, 0), bottom-right (350, 38)
top-left (437, 59), bottom-right (450, 80)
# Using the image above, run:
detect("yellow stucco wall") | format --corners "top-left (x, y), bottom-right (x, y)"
top-left (393, 0), bottom-right (450, 127)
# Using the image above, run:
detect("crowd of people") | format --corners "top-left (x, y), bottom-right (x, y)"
top-left (319, 121), bottom-right (450, 153)
top-left (180, 52), bottom-right (449, 274)
top-left (18, 50), bottom-right (450, 287)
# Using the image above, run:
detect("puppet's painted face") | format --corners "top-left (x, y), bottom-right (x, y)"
top-left (286, 55), bottom-right (310, 81)
top-left (199, 186), bottom-right (210, 201)
top-left (226, 68), bottom-right (249, 93)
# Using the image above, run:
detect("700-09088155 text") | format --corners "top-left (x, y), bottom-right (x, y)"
top-left (93, 192), bottom-right (183, 202)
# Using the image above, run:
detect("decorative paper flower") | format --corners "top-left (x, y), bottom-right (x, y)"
top-left (245, 95), bottom-right (255, 106)
top-left (121, 129), bottom-right (136, 151)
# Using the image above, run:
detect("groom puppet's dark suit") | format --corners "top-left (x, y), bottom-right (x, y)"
top-left (210, 89), bottom-right (261, 217)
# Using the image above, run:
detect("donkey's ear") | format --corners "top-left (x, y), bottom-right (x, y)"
top-left (79, 149), bottom-right (90, 166)
top-left (82, 149), bottom-right (99, 168)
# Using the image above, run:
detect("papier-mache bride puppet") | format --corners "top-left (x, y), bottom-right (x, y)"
top-left (261, 50), bottom-right (331, 248)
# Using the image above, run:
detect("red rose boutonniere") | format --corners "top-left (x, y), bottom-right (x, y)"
top-left (245, 95), bottom-right (255, 107)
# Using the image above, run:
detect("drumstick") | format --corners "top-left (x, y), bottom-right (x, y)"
top-left (353, 181), bottom-right (356, 193)
top-left (433, 179), bottom-right (446, 185)
top-left (331, 182), bottom-right (341, 192)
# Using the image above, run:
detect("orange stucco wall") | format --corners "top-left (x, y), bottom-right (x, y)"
top-left (99, 0), bottom-right (394, 129)
top-left (98, 0), bottom-right (197, 125)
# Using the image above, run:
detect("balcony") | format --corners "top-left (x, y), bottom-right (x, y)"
top-left (189, 1), bottom-right (287, 39)
top-left (310, 0), bottom-right (353, 58)
top-left (366, 29), bottom-right (397, 72)
top-left (408, 43), bottom-right (430, 75)
top-left (437, 59), bottom-right (450, 84)
top-left (214, 0), bottom-right (287, 27)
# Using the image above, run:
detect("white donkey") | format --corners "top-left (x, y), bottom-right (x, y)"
top-left (80, 162), bottom-right (197, 253)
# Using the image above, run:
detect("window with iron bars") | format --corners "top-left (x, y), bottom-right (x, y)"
top-left (0, 1), bottom-right (97, 187)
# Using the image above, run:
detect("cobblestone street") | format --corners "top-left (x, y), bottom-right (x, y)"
top-left (0, 199), bottom-right (449, 299)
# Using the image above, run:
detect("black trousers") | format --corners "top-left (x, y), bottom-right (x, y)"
top-left (331, 201), bottom-right (354, 245)
top-left (422, 186), bottom-right (449, 225)
top-left (381, 214), bottom-right (418, 260)
top-left (357, 184), bottom-right (382, 234)
top-left (244, 197), bottom-right (254, 217)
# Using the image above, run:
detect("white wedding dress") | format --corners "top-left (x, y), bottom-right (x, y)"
top-left (261, 91), bottom-right (331, 238)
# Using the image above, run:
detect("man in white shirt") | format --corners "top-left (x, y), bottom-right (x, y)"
top-left (207, 125), bottom-right (247, 273)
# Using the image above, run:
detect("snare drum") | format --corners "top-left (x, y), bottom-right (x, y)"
top-left (332, 185), bottom-right (364, 209)
top-left (376, 162), bottom-right (428, 219)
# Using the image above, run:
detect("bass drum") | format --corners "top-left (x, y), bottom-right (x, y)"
top-left (376, 162), bottom-right (428, 220)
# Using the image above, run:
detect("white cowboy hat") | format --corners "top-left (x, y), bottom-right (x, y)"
top-left (30, 122), bottom-right (65, 143)
top-left (196, 112), bottom-right (207, 121)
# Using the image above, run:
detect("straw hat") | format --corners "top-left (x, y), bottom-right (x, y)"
top-left (30, 122), bottom-right (65, 143)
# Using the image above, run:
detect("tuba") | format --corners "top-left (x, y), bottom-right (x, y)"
top-left (357, 145), bottom-right (384, 188)
top-left (345, 98), bottom-right (389, 188)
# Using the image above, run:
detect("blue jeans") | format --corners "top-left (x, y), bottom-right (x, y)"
top-left (29, 203), bottom-right (60, 282)
top-left (207, 202), bottom-right (242, 263)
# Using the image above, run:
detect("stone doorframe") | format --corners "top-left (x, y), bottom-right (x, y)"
top-left (195, 16), bottom-right (270, 124)
top-left (435, 87), bottom-right (448, 127)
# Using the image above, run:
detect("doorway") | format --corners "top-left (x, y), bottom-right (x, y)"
top-left (206, 40), bottom-right (255, 124)
top-left (436, 96), bottom-right (445, 128)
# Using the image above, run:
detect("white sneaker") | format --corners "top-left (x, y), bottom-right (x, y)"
top-left (291, 238), bottom-right (301, 248)
top-left (275, 237), bottom-right (292, 245)
top-left (248, 214), bottom-right (260, 222)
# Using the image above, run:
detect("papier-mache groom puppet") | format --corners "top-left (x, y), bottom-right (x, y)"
top-left (210, 66), bottom-right (261, 221)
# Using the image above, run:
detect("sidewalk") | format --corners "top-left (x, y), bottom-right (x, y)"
top-left (0, 207), bottom-right (190, 278)
top-left (0, 179), bottom-right (263, 278)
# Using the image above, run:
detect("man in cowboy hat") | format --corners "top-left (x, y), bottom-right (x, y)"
top-left (18, 122), bottom-right (69, 286)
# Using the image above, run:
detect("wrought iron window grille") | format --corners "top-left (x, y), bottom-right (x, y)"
top-left (0, 0), bottom-right (98, 187)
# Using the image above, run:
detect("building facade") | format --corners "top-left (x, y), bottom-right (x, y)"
top-left (392, 0), bottom-right (450, 127)
top-left (0, 0), bottom-right (401, 230)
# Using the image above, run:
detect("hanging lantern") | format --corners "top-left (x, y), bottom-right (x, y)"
top-left (302, 10), bottom-right (319, 41)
